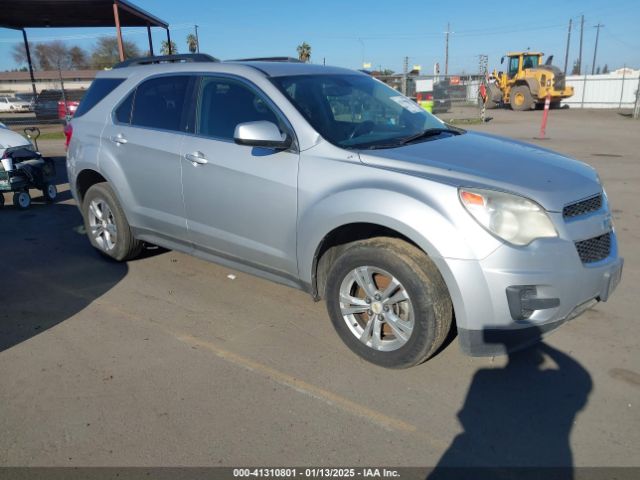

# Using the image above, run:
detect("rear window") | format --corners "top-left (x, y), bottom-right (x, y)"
top-left (74, 79), bottom-right (124, 117)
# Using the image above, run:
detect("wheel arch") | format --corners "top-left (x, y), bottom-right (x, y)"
top-left (514, 78), bottom-right (540, 97)
top-left (75, 168), bottom-right (107, 205)
top-left (311, 222), bottom-right (421, 300)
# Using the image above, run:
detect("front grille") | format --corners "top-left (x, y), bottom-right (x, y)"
top-left (563, 194), bottom-right (603, 219)
top-left (575, 232), bottom-right (611, 263)
top-left (554, 74), bottom-right (566, 90)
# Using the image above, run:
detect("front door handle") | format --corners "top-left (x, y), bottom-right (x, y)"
top-left (185, 151), bottom-right (208, 166)
top-left (110, 134), bottom-right (128, 145)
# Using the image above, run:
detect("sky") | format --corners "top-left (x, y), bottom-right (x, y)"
top-left (1, 0), bottom-right (639, 74)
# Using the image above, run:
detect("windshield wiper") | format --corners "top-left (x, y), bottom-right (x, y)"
top-left (397, 127), bottom-right (461, 146)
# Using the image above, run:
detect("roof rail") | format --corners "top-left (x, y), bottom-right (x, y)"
top-left (227, 57), bottom-right (302, 63)
top-left (113, 53), bottom-right (220, 69)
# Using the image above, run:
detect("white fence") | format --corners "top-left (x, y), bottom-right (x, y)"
top-left (562, 71), bottom-right (640, 109)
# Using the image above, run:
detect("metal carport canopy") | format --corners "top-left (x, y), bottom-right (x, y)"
top-left (0, 0), bottom-right (167, 29)
top-left (0, 0), bottom-right (171, 98)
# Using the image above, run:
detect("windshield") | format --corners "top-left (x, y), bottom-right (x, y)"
top-left (271, 74), bottom-right (445, 149)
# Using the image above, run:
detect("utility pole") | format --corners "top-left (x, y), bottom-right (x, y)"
top-left (633, 72), bottom-right (640, 119)
top-left (563, 18), bottom-right (572, 74)
top-left (402, 56), bottom-right (409, 95)
top-left (591, 23), bottom-right (604, 75)
top-left (578, 15), bottom-right (584, 74)
top-left (444, 22), bottom-right (451, 75)
top-left (194, 24), bottom-right (200, 53)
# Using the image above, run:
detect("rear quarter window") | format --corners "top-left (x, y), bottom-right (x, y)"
top-left (74, 79), bottom-right (124, 118)
top-left (114, 91), bottom-right (135, 124)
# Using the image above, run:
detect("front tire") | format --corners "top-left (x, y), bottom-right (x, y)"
top-left (510, 85), bottom-right (534, 111)
top-left (13, 191), bottom-right (31, 209)
top-left (324, 237), bottom-right (453, 368)
top-left (82, 183), bottom-right (142, 261)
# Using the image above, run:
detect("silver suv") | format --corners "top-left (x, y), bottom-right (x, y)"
top-left (67, 55), bottom-right (623, 368)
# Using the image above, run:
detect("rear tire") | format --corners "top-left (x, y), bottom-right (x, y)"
top-left (43, 183), bottom-right (57, 203)
top-left (82, 182), bottom-right (142, 261)
top-left (324, 237), bottom-right (453, 368)
top-left (510, 85), bottom-right (534, 111)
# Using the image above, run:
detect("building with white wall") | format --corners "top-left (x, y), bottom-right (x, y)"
top-left (0, 70), bottom-right (97, 94)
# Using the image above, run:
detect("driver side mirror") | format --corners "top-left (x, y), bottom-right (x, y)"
top-left (500, 56), bottom-right (504, 65)
top-left (234, 121), bottom-right (292, 150)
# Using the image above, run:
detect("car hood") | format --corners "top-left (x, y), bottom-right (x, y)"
top-left (358, 131), bottom-right (600, 212)
top-left (0, 129), bottom-right (31, 150)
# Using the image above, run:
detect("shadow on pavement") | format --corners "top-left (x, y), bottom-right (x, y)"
top-left (428, 327), bottom-right (593, 480)
top-left (0, 197), bottom-right (128, 353)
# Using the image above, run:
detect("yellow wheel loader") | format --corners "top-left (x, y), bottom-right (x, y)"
top-left (482, 52), bottom-right (574, 111)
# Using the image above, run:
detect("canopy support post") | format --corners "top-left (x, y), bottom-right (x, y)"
top-left (21, 29), bottom-right (37, 99)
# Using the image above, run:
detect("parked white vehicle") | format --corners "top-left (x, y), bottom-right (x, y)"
top-left (0, 96), bottom-right (32, 113)
top-left (0, 124), bottom-right (33, 158)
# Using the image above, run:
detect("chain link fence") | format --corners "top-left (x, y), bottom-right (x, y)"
top-left (374, 74), bottom-right (485, 123)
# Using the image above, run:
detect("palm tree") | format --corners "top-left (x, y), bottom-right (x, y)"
top-left (296, 42), bottom-right (311, 63)
top-left (160, 40), bottom-right (178, 56)
top-left (186, 34), bottom-right (198, 54)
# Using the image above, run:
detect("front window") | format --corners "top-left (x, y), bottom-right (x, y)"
top-left (197, 77), bottom-right (283, 141)
top-left (271, 74), bottom-right (444, 149)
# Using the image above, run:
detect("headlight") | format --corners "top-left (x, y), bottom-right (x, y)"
top-left (459, 188), bottom-right (557, 246)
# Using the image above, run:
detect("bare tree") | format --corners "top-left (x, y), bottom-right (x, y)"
top-left (39, 42), bottom-right (69, 70)
top-left (69, 46), bottom-right (89, 69)
top-left (90, 37), bottom-right (141, 69)
top-left (11, 42), bottom-right (36, 69)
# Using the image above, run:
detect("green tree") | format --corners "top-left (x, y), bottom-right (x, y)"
top-left (602, 64), bottom-right (609, 74)
top-left (90, 37), bottom-right (140, 69)
top-left (160, 40), bottom-right (178, 55)
top-left (186, 34), bottom-right (198, 54)
top-left (296, 41), bottom-right (311, 63)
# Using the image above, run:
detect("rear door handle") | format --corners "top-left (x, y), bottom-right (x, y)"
top-left (185, 151), bottom-right (208, 165)
top-left (110, 134), bottom-right (128, 145)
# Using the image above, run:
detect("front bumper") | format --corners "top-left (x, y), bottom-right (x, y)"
top-left (440, 230), bottom-right (622, 356)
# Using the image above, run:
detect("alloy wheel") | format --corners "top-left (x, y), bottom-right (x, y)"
top-left (88, 198), bottom-right (118, 251)
top-left (338, 266), bottom-right (414, 352)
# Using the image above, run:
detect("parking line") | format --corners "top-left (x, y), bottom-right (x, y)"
top-left (175, 333), bottom-right (419, 435)
top-left (14, 271), bottom-right (431, 440)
